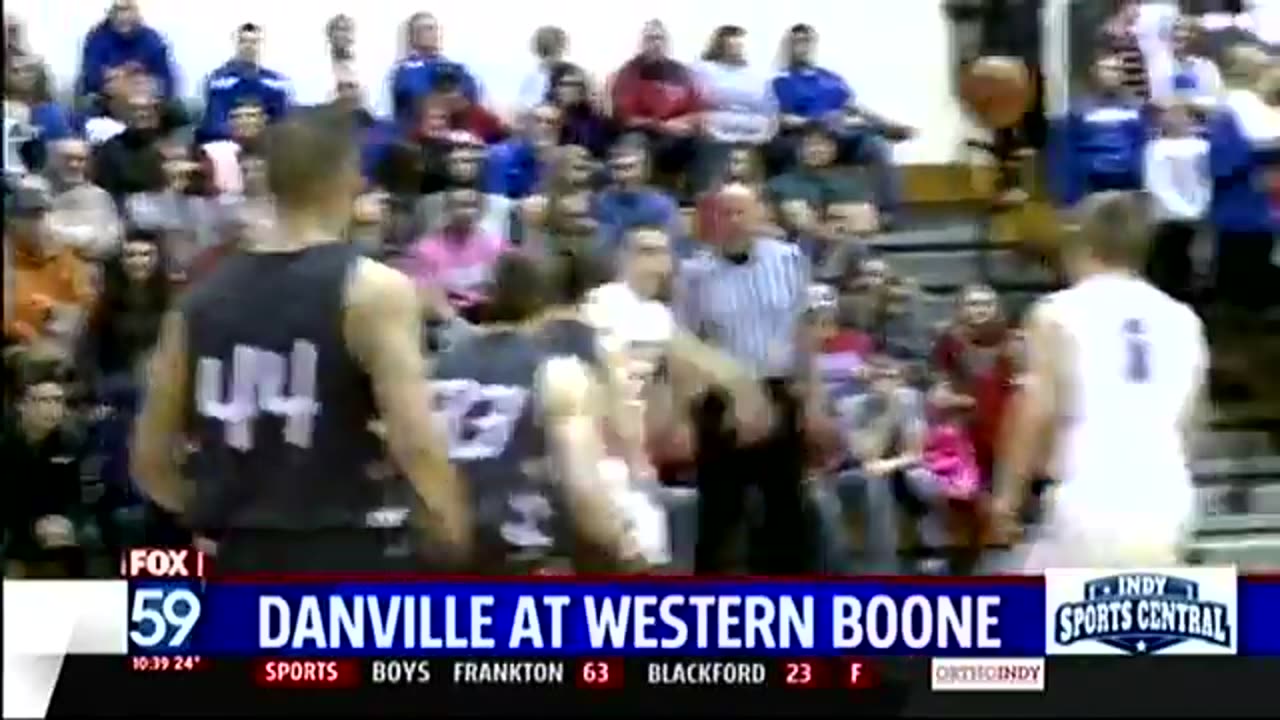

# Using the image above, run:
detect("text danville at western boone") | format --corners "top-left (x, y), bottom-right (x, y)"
top-left (256, 594), bottom-right (1004, 651)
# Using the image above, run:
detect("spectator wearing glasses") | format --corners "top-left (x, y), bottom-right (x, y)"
top-left (547, 63), bottom-right (613, 159)
top-left (199, 23), bottom-right (292, 143)
top-left (46, 138), bottom-right (121, 261)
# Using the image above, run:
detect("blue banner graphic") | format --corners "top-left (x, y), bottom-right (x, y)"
top-left (127, 577), bottom-right (1280, 657)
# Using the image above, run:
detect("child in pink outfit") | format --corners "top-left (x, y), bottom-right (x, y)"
top-left (399, 188), bottom-right (507, 312)
top-left (923, 422), bottom-right (981, 501)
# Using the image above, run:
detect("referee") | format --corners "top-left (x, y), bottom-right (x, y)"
top-left (673, 183), bottom-right (814, 574)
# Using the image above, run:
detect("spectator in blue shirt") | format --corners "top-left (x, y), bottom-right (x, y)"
top-left (332, 68), bottom-right (398, 187)
top-left (1207, 49), bottom-right (1280, 313)
top-left (5, 55), bottom-right (71, 173)
top-left (593, 141), bottom-right (687, 259)
top-left (484, 104), bottom-right (561, 199)
top-left (199, 23), bottom-right (292, 143)
top-left (767, 24), bottom-right (911, 214)
top-left (1049, 55), bottom-right (1149, 207)
top-left (389, 12), bottom-right (481, 126)
top-left (76, 0), bottom-right (177, 104)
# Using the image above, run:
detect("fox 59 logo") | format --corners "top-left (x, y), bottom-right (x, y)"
top-left (1045, 568), bottom-right (1237, 656)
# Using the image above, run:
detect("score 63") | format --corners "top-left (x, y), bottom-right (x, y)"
top-left (129, 588), bottom-right (202, 649)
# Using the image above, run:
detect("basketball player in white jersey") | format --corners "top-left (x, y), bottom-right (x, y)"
top-left (993, 191), bottom-right (1208, 569)
top-left (582, 225), bottom-right (771, 565)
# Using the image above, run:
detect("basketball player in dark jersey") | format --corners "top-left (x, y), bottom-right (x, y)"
top-left (131, 105), bottom-right (469, 573)
top-left (432, 252), bottom-right (641, 573)
top-left (537, 248), bottom-right (612, 371)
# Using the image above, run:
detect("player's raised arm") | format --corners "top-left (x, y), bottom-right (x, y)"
top-left (666, 330), bottom-right (772, 437)
top-left (587, 322), bottom-right (650, 478)
top-left (132, 309), bottom-right (192, 514)
top-left (537, 355), bottom-right (642, 569)
top-left (994, 301), bottom-right (1066, 528)
top-left (344, 258), bottom-right (471, 562)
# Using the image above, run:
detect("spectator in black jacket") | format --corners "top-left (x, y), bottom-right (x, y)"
top-left (91, 88), bottom-right (168, 202)
top-left (2, 362), bottom-right (88, 578)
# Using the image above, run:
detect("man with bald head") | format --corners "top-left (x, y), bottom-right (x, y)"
top-left (48, 138), bottom-right (121, 259)
top-left (995, 191), bottom-right (1207, 569)
top-left (674, 183), bottom-right (814, 573)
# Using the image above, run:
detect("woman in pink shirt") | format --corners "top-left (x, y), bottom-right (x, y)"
top-left (401, 187), bottom-right (508, 317)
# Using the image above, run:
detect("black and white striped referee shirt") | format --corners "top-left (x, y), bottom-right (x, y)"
top-left (673, 238), bottom-right (811, 379)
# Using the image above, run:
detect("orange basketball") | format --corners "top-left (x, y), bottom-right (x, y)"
top-left (961, 56), bottom-right (1034, 129)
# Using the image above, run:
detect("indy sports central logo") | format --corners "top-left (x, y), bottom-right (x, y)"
top-left (1047, 569), bottom-right (1238, 656)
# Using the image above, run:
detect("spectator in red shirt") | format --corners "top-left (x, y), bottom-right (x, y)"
top-left (610, 20), bottom-right (702, 189)
top-left (930, 284), bottom-right (1021, 486)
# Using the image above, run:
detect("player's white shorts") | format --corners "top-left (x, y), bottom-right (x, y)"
top-left (599, 458), bottom-right (671, 566)
top-left (1021, 484), bottom-right (1194, 571)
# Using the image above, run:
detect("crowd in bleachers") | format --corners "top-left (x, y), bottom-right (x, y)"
top-left (3, 1), bottom-right (1277, 577)
top-left (1055, 2), bottom-right (1279, 309)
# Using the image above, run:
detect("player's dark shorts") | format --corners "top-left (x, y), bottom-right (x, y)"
top-left (210, 528), bottom-right (418, 576)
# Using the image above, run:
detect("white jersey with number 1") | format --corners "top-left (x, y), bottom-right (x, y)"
top-left (1026, 273), bottom-right (1207, 569)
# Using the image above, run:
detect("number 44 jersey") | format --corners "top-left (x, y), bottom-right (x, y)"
top-left (432, 329), bottom-right (569, 572)
top-left (182, 244), bottom-right (384, 534)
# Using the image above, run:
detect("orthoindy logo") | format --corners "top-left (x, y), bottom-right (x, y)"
top-left (931, 658), bottom-right (1045, 692)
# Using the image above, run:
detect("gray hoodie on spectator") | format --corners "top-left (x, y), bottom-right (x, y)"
top-left (49, 179), bottom-right (121, 259)
top-left (125, 191), bottom-right (227, 272)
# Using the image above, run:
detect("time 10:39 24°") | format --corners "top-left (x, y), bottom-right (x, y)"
top-left (130, 655), bottom-right (203, 672)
